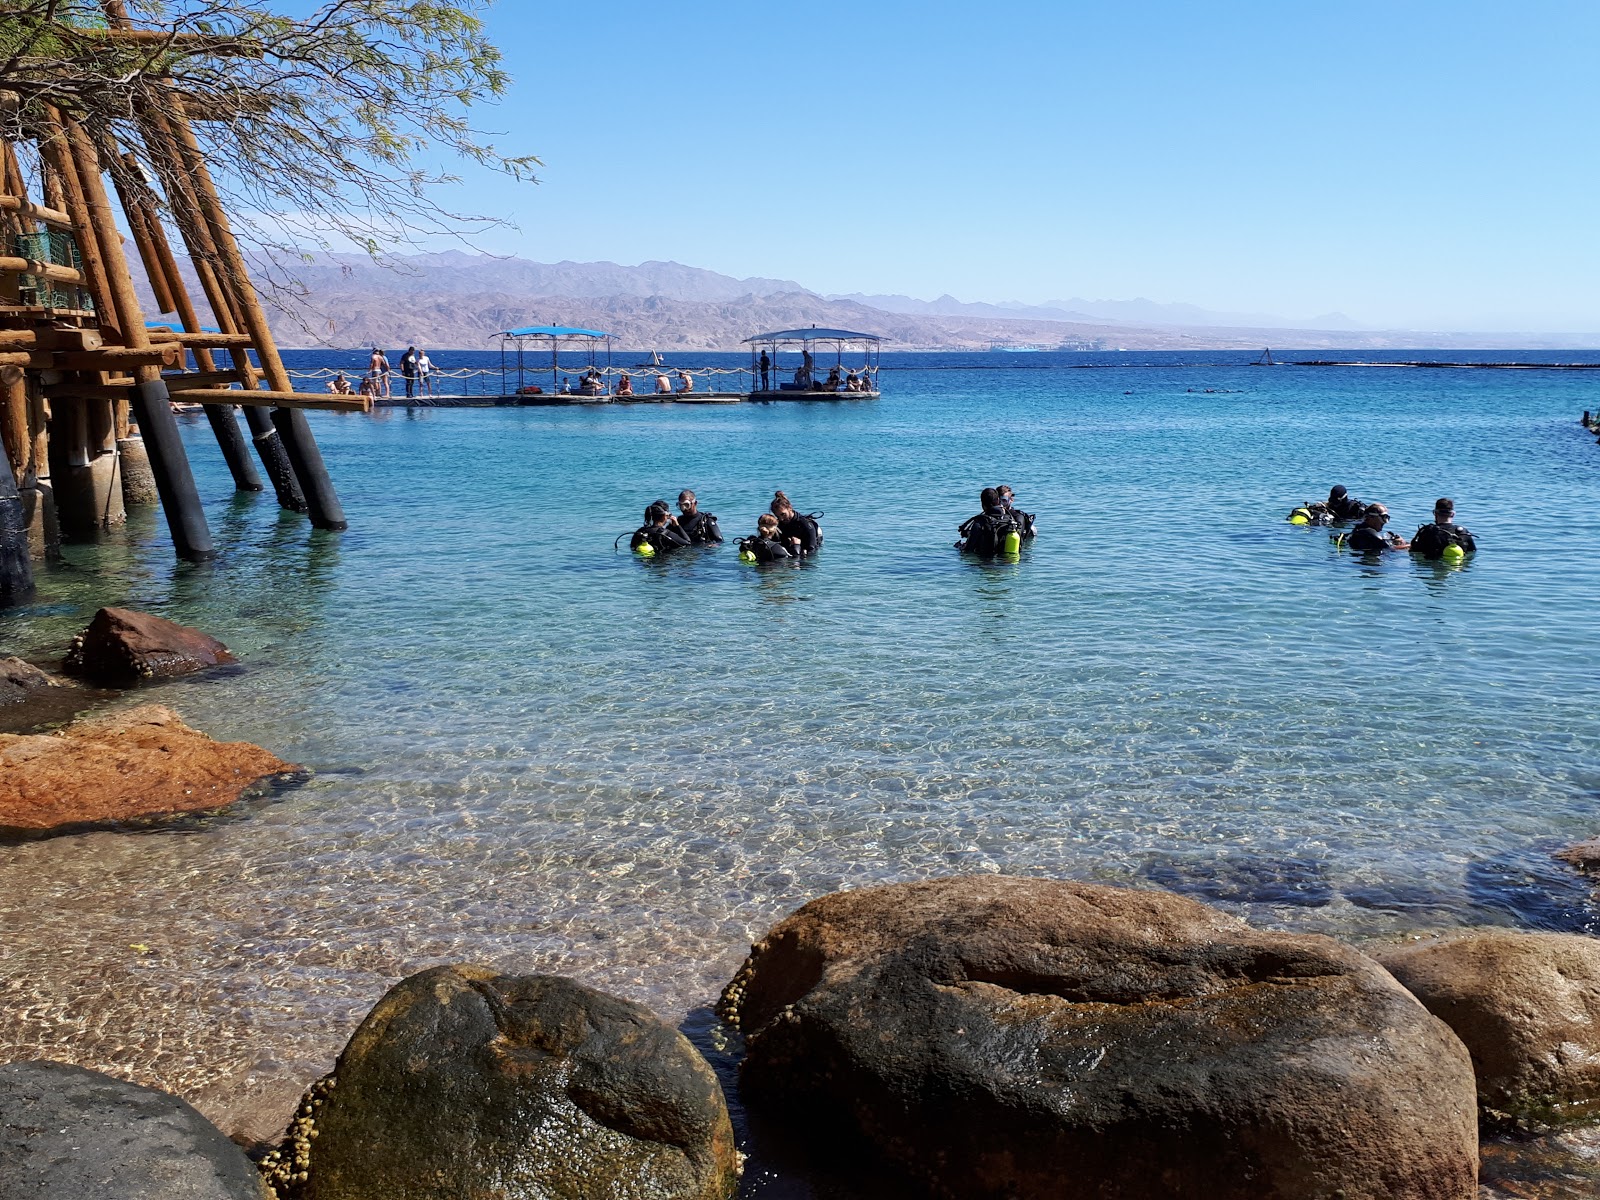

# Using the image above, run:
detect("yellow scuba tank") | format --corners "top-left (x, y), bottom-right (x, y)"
top-left (635, 541), bottom-right (656, 557)
top-left (1002, 530), bottom-right (1022, 555)
top-left (1441, 543), bottom-right (1465, 563)
top-left (739, 548), bottom-right (756, 563)
top-left (1289, 507), bottom-right (1312, 525)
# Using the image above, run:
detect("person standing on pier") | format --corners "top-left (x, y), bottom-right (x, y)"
top-left (759, 350), bottom-right (771, 390)
top-left (369, 348), bottom-right (392, 399)
top-left (400, 346), bottom-right (419, 398)
top-left (416, 349), bottom-right (435, 397)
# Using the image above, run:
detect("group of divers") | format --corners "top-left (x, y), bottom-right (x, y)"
top-left (1289, 485), bottom-right (1478, 561)
top-left (621, 483), bottom-right (1477, 565)
top-left (623, 486), bottom-right (1038, 563)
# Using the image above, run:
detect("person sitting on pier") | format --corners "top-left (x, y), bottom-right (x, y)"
top-left (579, 368), bottom-right (604, 396)
top-left (844, 369), bottom-right (860, 391)
top-left (1346, 503), bottom-right (1409, 552)
top-left (1326, 485), bottom-right (1367, 521)
top-left (358, 373), bottom-right (377, 398)
top-left (957, 488), bottom-right (1021, 556)
top-left (1410, 498), bottom-right (1477, 560)
top-left (676, 490), bottom-right (723, 544)
top-left (824, 365), bottom-right (842, 391)
top-left (791, 366), bottom-right (807, 388)
top-left (616, 372), bottom-right (634, 397)
top-left (770, 491), bottom-right (822, 556)
top-left (676, 370), bottom-right (695, 394)
top-left (739, 514), bottom-right (794, 563)
top-left (327, 372), bottom-right (353, 395)
top-left (630, 503), bottom-right (691, 556)
top-left (997, 485), bottom-right (1036, 538)
top-left (655, 372), bottom-right (673, 395)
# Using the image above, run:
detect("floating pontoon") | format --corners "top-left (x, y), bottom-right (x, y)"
top-left (743, 326), bottom-right (884, 400)
top-left (496, 325), bottom-right (615, 402)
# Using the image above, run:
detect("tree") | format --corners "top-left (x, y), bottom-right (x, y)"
top-left (0, 0), bottom-right (538, 310)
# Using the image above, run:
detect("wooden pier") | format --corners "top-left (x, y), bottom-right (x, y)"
top-left (1, 3), bottom-right (359, 605)
top-left (372, 389), bottom-right (879, 409)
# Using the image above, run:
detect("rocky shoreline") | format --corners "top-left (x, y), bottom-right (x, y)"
top-left (6, 613), bottom-right (1600, 1197)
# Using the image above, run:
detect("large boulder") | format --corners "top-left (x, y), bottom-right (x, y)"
top-left (1555, 838), bottom-right (1600, 874)
top-left (719, 875), bottom-right (1478, 1200)
top-left (0, 703), bottom-right (298, 835)
top-left (0, 1059), bottom-right (270, 1200)
top-left (267, 966), bottom-right (738, 1200)
top-left (63, 606), bottom-right (235, 684)
top-left (1378, 931), bottom-right (1600, 1126)
top-left (0, 657), bottom-right (55, 707)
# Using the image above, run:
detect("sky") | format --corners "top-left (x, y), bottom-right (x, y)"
top-left (395, 0), bottom-right (1599, 331)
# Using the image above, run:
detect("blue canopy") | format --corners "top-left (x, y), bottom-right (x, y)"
top-left (498, 325), bottom-right (611, 339)
top-left (743, 327), bottom-right (884, 344)
top-left (146, 320), bottom-right (222, 334)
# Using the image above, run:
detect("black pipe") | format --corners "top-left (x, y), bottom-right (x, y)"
top-left (0, 464), bottom-right (34, 606)
top-left (204, 404), bottom-right (264, 492)
top-left (130, 379), bottom-right (215, 562)
top-left (242, 404), bottom-right (307, 512)
top-left (269, 407), bottom-right (347, 530)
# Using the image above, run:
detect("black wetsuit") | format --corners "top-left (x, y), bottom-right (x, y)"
top-left (741, 535), bottom-right (792, 563)
top-left (1347, 524), bottom-right (1396, 552)
top-left (1327, 493), bottom-right (1367, 521)
top-left (677, 510), bottom-right (723, 544)
top-left (958, 508), bottom-right (1019, 556)
top-left (1410, 520), bottom-right (1476, 560)
top-left (778, 513), bottom-right (822, 556)
top-left (630, 523), bottom-right (691, 554)
top-left (1001, 503), bottom-right (1036, 538)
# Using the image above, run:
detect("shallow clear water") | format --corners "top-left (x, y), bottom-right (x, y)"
top-left (3, 350), bottom-right (1600, 1170)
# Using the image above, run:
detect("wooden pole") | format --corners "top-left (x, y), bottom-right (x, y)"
top-left (135, 108), bottom-right (302, 509)
top-left (162, 109), bottom-right (346, 530)
top-left (61, 111), bottom-right (211, 559)
top-left (35, 110), bottom-right (120, 345)
top-left (0, 446), bottom-right (33, 606)
top-left (1, 366), bottom-right (27, 488)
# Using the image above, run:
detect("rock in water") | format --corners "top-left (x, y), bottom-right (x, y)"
top-left (0, 1060), bottom-right (271, 1200)
top-left (718, 875), bottom-right (1478, 1200)
top-left (1379, 931), bottom-right (1600, 1126)
top-left (0, 657), bottom-right (56, 707)
top-left (0, 704), bottom-right (298, 835)
top-left (1555, 838), bottom-right (1600, 874)
top-left (279, 965), bottom-right (739, 1200)
top-left (62, 606), bottom-right (235, 684)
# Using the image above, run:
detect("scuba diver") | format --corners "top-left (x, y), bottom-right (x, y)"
top-left (675, 490), bottom-right (723, 544)
top-left (738, 514), bottom-right (795, 563)
top-left (996, 485), bottom-right (1036, 538)
top-left (1326, 485), bottom-right (1367, 521)
top-left (957, 487), bottom-right (1022, 556)
top-left (1344, 502), bottom-right (1409, 552)
top-left (771, 491), bottom-right (823, 556)
top-left (628, 503), bottom-right (691, 557)
top-left (1410, 498), bottom-right (1477, 561)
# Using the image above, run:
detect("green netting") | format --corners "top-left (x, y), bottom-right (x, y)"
top-left (10, 231), bottom-right (95, 313)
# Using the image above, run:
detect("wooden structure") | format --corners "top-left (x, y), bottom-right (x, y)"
top-left (743, 327), bottom-right (883, 400)
top-left (0, 11), bottom-right (362, 603)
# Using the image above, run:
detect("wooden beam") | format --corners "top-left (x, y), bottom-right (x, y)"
top-left (0, 256), bottom-right (83, 285)
top-left (146, 329), bottom-right (254, 348)
top-left (0, 195), bottom-right (73, 229)
top-left (163, 369), bottom-right (244, 389)
top-left (165, 388), bottom-right (369, 413)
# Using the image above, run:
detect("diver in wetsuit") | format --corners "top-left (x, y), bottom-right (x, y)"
top-left (675, 490), bottom-right (723, 544)
top-left (630, 503), bottom-right (691, 555)
top-left (997, 485), bottom-right (1036, 538)
top-left (957, 487), bottom-right (1021, 555)
top-left (1410, 498), bottom-right (1477, 560)
top-left (1326, 485), bottom-right (1367, 522)
top-left (739, 513), bottom-right (794, 562)
top-left (1346, 503), bottom-right (1409, 552)
top-left (770, 491), bottom-right (822, 556)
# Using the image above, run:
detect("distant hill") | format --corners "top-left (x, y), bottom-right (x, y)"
top-left (127, 252), bottom-right (1596, 352)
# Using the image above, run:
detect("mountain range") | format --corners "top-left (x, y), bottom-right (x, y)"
top-left (127, 251), bottom-right (1598, 352)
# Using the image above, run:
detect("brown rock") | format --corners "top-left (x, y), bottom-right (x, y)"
top-left (1378, 931), bottom-right (1600, 1126)
top-left (720, 875), bottom-right (1479, 1200)
top-left (0, 704), bottom-right (298, 835)
top-left (1555, 839), bottom-right (1600, 874)
top-left (266, 966), bottom-right (739, 1200)
top-left (62, 606), bottom-right (235, 684)
top-left (0, 657), bottom-right (57, 707)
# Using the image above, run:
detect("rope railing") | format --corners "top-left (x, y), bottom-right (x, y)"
top-left (281, 362), bottom-right (879, 400)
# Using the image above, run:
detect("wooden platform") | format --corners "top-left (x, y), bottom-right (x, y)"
top-left (375, 389), bottom-right (876, 409)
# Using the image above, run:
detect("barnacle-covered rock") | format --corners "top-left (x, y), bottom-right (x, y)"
top-left (63, 606), bottom-right (234, 684)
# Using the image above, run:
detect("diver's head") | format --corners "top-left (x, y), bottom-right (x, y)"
top-left (1434, 497), bottom-right (1455, 519)
top-left (980, 486), bottom-right (1000, 511)
top-left (757, 513), bottom-right (780, 537)
top-left (678, 489), bottom-right (698, 515)
top-left (771, 491), bottom-right (794, 518)
top-left (646, 503), bottom-right (669, 526)
top-left (1329, 485), bottom-right (1348, 501)
top-left (997, 485), bottom-right (1015, 508)
top-left (1362, 504), bottom-right (1390, 528)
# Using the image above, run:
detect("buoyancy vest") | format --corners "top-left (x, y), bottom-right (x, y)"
top-left (958, 509), bottom-right (1019, 556)
top-left (678, 510), bottom-right (723, 544)
top-left (739, 535), bottom-right (792, 563)
top-left (1411, 521), bottom-right (1476, 560)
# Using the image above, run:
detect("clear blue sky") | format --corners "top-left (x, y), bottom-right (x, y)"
top-left (423, 0), bottom-right (1599, 331)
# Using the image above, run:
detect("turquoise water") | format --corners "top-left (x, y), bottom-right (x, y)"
top-left (3, 350), bottom-right (1600, 1158)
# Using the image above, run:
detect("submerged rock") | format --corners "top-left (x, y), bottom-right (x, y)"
top-left (719, 874), bottom-right (1478, 1200)
top-left (63, 606), bottom-right (235, 684)
top-left (0, 1059), bottom-right (270, 1200)
top-left (0, 703), bottom-right (298, 836)
top-left (0, 656), bottom-right (56, 707)
top-left (1378, 931), bottom-right (1600, 1127)
top-left (1554, 838), bottom-right (1600, 874)
top-left (272, 965), bottom-right (739, 1200)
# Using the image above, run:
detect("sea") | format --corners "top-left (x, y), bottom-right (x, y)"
top-left (3, 348), bottom-right (1599, 1193)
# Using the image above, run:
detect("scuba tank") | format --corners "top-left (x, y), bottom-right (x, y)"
top-left (635, 541), bottom-right (656, 557)
top-left (1002, 529), bottom-right (1022, 555)
top-left (1288, 506), bottom-right (1313, 525)
top-left (1441, 543), bottom-right (1465, 563)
